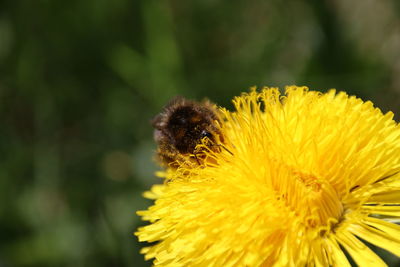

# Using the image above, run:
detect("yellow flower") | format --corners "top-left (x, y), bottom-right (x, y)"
top-left (136, 86), bottom-right (400, 266)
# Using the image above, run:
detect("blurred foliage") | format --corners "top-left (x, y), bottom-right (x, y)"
top-left (0, 0), bottom-right (399, 266)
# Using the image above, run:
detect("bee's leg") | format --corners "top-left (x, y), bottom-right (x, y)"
top-left (193, 152), bottom-right (201, 165)
top-left (218, 144), bottom-right (233, 155)
top-left (208, 142), bottom-right (233, 155)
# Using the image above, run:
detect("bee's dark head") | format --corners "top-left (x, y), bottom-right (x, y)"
top-left (201, 129), bottom-right (212, 139)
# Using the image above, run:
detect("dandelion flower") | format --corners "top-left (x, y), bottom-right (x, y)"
top-left (136, 86), bottom-right (400, 266)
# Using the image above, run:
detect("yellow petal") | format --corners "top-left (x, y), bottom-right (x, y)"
top-left (362, 205), bottom-right (400, 217)
top-left (348, 221), bottom-right (400, 257)
top-left (335, 230), bottom-right (387, 267)
top-left (324, 236), bottom-right (351, 267)
top-left (363, 216), bottom-right (400, 241)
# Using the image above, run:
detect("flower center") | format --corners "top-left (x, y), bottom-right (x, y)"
top-left (275, 168), bottom-right (344, 232)
top-left (295, 171), bottom-right (343, 229)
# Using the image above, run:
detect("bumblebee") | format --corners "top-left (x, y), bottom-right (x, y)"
top-left (152, 97), bottom-right (226, 167)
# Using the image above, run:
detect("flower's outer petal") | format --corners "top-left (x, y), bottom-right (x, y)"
top-left (142, 184), bottom-right (165, 199)
top-left (324, 235), bottom-right (352, 267)
top-left (348, 220), bottom-right (400, 257)
top-left (311, 239), bottom-right (329, 267)
top-left (336, 230), bottom-right (387, 267)
top-left (368, 191), bottom-right (400, 203)
top-left (363, 216), bottom-right (400, 239)
top-left (362, 205), bottom-right (400, 217)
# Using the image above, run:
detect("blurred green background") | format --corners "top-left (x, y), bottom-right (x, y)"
top-left (1, 0), bottom-right (399, 266)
